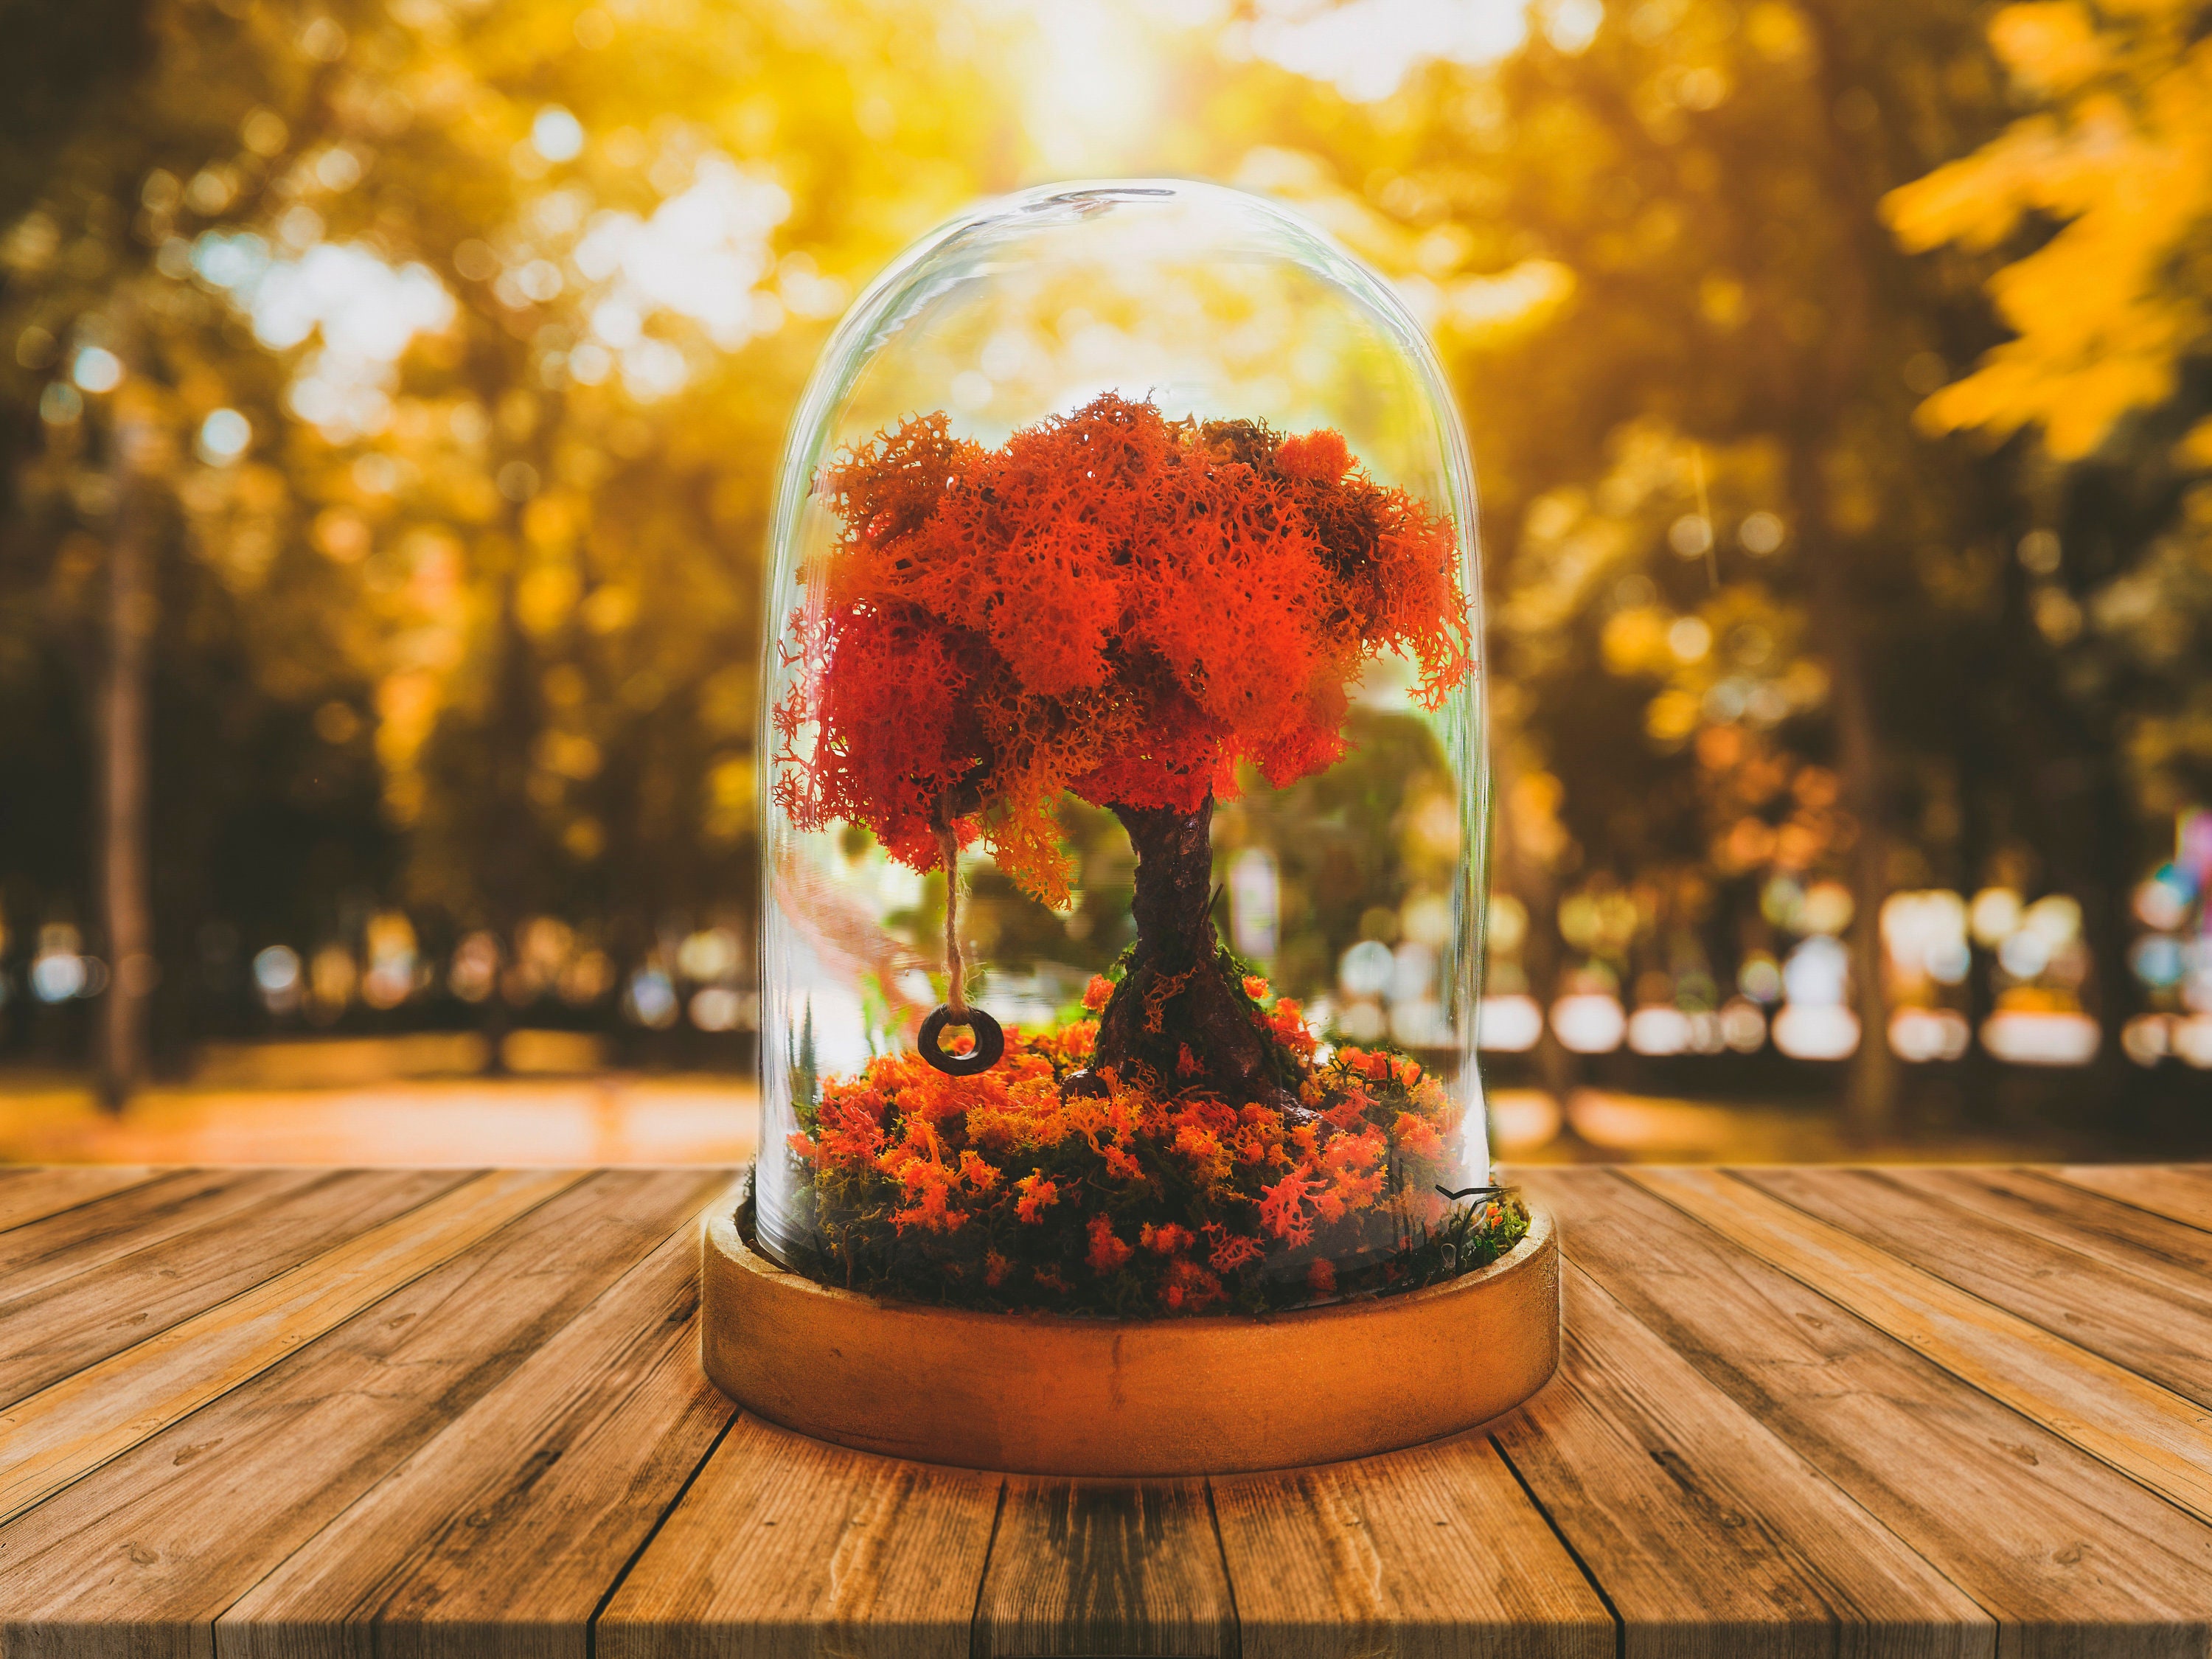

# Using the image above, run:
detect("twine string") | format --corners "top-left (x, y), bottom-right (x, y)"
top-left (934, 813), bottom-right (966, 1016)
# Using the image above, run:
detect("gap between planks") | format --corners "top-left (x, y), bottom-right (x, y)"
top-left (2047, 1164), bottom-right (2212, 1234)
top-left (596, 1419), bottom-right (1624, 1658)
top-left (0, 1167), bottom-right (474, 1409)
top-left (1624, 1166), bottom-right (2212, 1528)
top-left (1874, 1166), bottom-right (2212, 1315)
top-left (0, 1170), bottom-right (730, 1659)
top-left (973, 1476), bottom-right (1236, 1659)
top-left (0, 1167), bottom-right (589, 1523)
top-left (1737, 1166), bottom-right (2212, 1411)
top-left (595, 1429), bottom-right (1240, 1659)
top-left (1212, 1432), bottom-right (1614, 1659)
top-left (1494, 1256), bottom-right (1991, 1658)
top-left (0, 1165), bottom-right (166, 1232)
top-left (215, 1205), bottom-right (740, 1659)
top-left (0, 1169), bottom-right (336, 1305)
top-left (1520, 1166), bottom-right (2212, 1653)
top-left (596, 1413), bottom-right (1004, 1659)
top-left (19, 1164), bottom-right (2208, 1659)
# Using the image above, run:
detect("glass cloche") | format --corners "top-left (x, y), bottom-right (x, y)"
top-left (754, 179), bottom-right (1516, 1317)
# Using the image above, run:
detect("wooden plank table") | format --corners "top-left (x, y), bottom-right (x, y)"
top-left (4, 1164), bottom-right (2212, 1658)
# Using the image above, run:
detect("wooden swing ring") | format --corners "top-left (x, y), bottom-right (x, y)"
top-left (918, 1005), bottom-right (1004, 1076)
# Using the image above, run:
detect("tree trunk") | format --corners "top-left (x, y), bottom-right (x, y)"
top-left (1791, 441), bottom-right (1898, 1141)
top-left (1782, 4), bottom-right (1905, 1142)
top-left (1077, 796), bottom-right (1298, 1111)
top-left (97, 403), bottom-right (156, 1110)
top-left (478, 569), bottom-right (531, 1077)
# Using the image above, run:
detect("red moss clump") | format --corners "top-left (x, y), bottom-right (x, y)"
top-left (773, 394), bottom-right (1470, 905)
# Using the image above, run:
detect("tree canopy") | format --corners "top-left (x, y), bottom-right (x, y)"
top-left (777, 394), bottom-right (1468, 906)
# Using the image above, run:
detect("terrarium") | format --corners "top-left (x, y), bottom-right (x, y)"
top-left (706, 180), bottom-right (1557, 1474)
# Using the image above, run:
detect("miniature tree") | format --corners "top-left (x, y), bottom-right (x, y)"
top-left (773, 392), bottom-right (1471, 1110)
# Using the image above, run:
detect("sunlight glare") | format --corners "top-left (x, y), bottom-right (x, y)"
top-left (1249, 0), bottom-right (1529, 100)
top-left (1018, 0), bottom-right (1169, 175)
top-left (187, 240), bottom-right (458, 439)
top-left (570, 156), bottom-right (790, 396)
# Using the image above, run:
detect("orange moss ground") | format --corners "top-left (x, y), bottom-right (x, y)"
top-left (784, 975), bottom-right (1526, 1316)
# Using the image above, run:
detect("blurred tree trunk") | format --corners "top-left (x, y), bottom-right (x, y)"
top-left (97, 380), bottom-right (157, 1109)
top-left (476, 568), bottom-right (529, 1076)
top-left (1796, 2), bottom-right (1902, 1139)
top-left (1490, 750), bottom-right (1579, 1142)
top-left (1794, 440), bottom-right (1899, 1138)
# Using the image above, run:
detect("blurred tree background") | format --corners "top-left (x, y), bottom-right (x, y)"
top-left (3, 0), bottom-right (2208, 1141)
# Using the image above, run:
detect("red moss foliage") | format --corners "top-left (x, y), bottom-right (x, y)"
top-left (773, 394), bottom-right (1470, 904)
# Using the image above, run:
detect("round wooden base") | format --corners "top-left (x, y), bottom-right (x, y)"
top-left (699, 1195), bottom-right (1560, 1475)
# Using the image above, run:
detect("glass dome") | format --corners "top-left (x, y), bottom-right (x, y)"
top-left (755, 178), bottom-right (1515, 1317)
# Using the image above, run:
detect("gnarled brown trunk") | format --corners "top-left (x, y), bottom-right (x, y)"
top-left (1077, 796), bottom-right (1297, 1111)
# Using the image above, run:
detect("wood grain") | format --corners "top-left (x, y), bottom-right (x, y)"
top-left (0, 1166), bottom-right (163, 1232)
top-left (1521, 1168), bottom-right (2212, 1656)
top-left (1212, 1433), bottom-right (1613, 1659)
top-left (0, 1169), bottom-right (321, 1301)
top-left (1495, 1261), bottom-right (1989, 1659)
top-left (0, 1169), bottom-right (727, 1659)
top-left (2050, 1164), bottom-right (2212, 1231)
top-left (0, 1166), bottom-right (584, 1524)
top-left (975, 1479), bottom-right (1233, 1658)
top-left (1744, 1166), bottom-right (2212, 1406)
top-left (10, 1163), bottom-right (2212, 1659)
top-left (1881, 1166), bottom-right (2212, 1310)
top-left (0, 1167), bottom-right (465, 1406)
top-left (217, 1211), bottom-right (736, 1659)
top-left (597, 1413), bottom-right (1002, 1659)
top-left (1626, 1166), bottom-right (2212, 1526)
